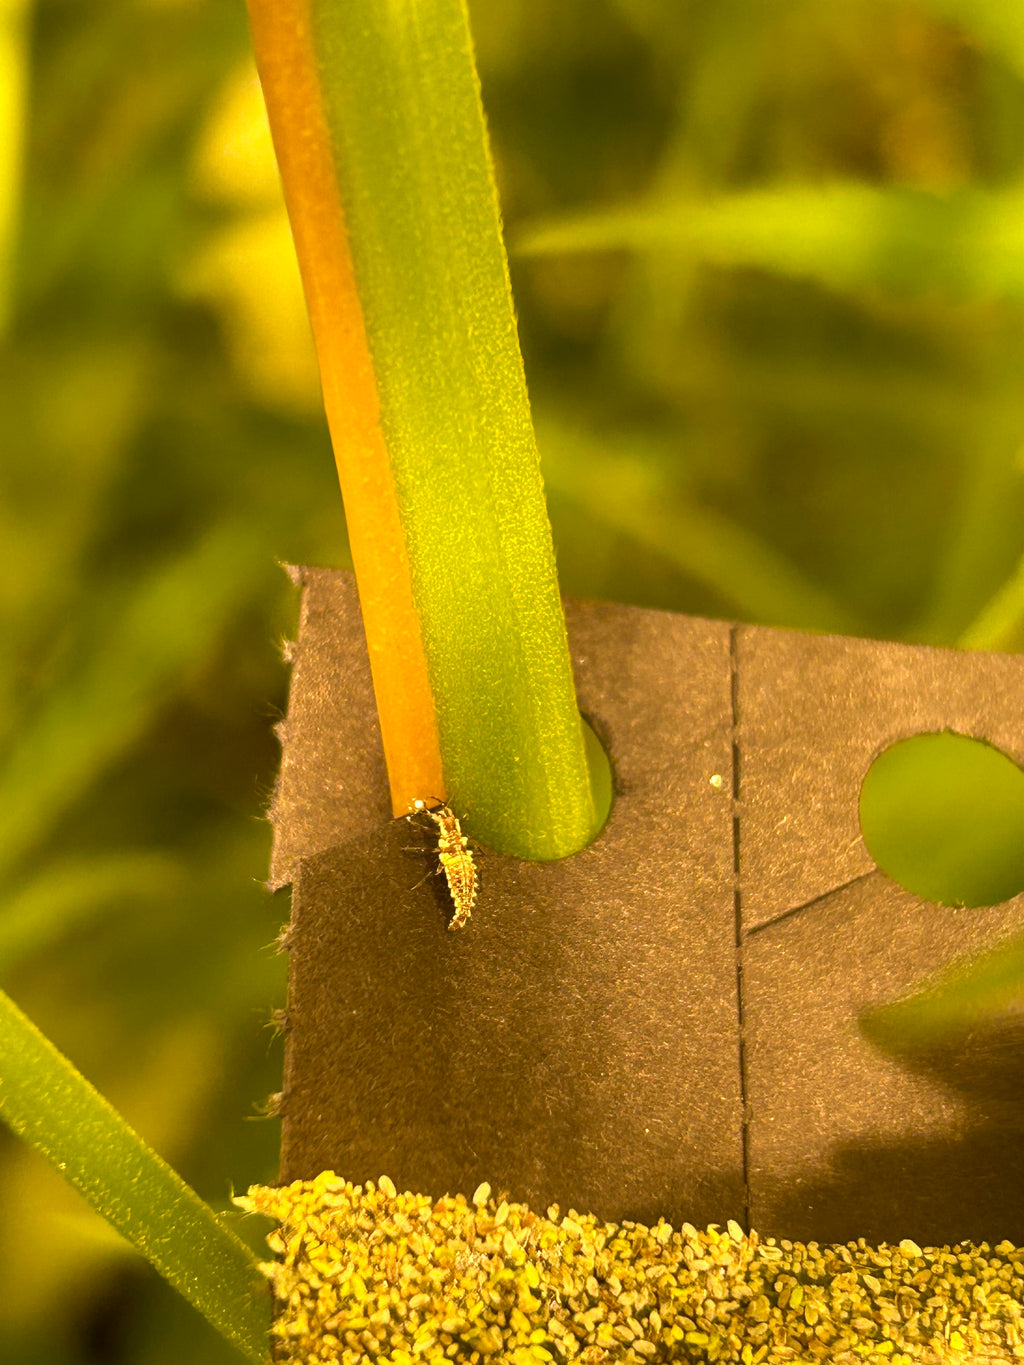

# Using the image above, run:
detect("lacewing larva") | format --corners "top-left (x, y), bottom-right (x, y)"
top-left (407, 798), bottom-right (477, 930)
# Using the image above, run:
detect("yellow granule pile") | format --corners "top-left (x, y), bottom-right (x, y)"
top-left (237, 1171), bottom-right (1024, 1363)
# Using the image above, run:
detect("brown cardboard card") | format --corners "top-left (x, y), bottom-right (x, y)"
top-left (270, 569), bottom-right (1024, 1242)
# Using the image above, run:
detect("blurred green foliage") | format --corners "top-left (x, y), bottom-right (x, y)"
top-left (3, 0), bottom-right (1024, 1361)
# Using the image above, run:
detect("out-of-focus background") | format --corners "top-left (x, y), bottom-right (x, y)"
top-left (3, 1), bottom-right (1024, 1361)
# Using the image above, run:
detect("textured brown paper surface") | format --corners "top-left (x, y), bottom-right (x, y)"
top-left (736, 625), bottom-right (1024, 1244)
top-left (271, 568), bottom-right (1024, 1242)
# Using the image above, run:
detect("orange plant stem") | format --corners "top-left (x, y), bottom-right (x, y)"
top-left (245, 0), bottom-right (444, 816)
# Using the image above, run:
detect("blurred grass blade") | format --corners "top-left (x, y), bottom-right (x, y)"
top-left (861, 929), bottom-right (1024, 1054)
top-left (920, 0), bottom-right (1024, 78)
top-left (0, 851), bottom-right (183, 977)
top-left (248, 0), bottom-right (597, 858)
top-left (957, 550), bottom-right (1024, 651)
top-left (0, 0), bottom-right (30, 334)
top-left (0, 988), bottom-right (271, 1363)
top-left (0, 521), bottom-right (272, 883)
top-left (538, 418), bottom-right (860, 633)
top-left (517, 182), bottom-right (1024, 301)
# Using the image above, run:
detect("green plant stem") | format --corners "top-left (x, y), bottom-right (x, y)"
top-left (0, 988), bottom-right (271, 1364)
top-left (267, 0), bottom-right (598, 859)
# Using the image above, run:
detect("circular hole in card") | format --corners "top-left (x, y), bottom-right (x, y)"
top-left (859, 731), bottom-right (1024, 906)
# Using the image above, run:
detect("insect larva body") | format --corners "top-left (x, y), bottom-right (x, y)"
top-left (408, 799), bottom-right (478, 930)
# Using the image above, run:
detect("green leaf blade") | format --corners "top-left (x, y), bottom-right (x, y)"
top-left (307, 0), bottom-right (597, 859)
top-left (862, 930), bottom-right (1024, 1060)
top-left (517, 183), bottom-right (1024, 303)
top-left (0, 988), bottom-right (271, 1364)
